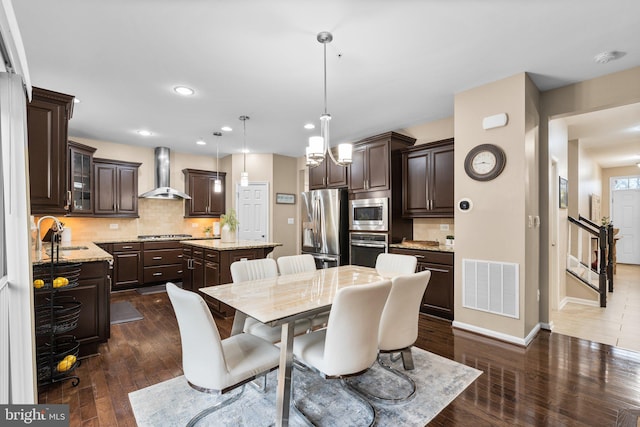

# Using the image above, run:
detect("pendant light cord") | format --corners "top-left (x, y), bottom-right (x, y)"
top-left (323, 41), bottom-right (328, 116)
top-left (243, 118), bottom-right (247, 172)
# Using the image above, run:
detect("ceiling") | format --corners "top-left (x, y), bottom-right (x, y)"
top-left (12, 1), bottom-right (640, 163)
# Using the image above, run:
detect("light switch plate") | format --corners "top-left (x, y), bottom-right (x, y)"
top-left (288, 218), bottom-right (294, 225)
top-left (109, 223), bottom-right (119, 230)
top-left (440, 224), bottom-right (449, 231)
top-left (191, 223), bottom-right (199, 228)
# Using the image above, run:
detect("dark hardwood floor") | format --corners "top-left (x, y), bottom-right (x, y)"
top-left (38, 289), bottom-right (640, 426)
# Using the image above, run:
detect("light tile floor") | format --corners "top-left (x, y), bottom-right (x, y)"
top-left (551, 263), bottom-right (640, 353)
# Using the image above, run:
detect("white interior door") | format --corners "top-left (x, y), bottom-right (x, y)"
top-left (236, 182), bottom-right (269, 242)
top-left (612, 189), bottom-right (640, 264)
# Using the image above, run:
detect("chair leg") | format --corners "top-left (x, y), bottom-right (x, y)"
top-left (291, 369), bottom-right (376, 427)
top-left (249, 374), bottom-right (268, 393)
top-left (400, 348), bottom-right (415, 370)
top-left (186, 385), bottom-right (245, 427)
top-left (345, 354), bottom-right (417, 405)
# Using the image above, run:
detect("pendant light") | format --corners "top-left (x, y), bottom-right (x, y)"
top-left (307, 31), bottom-right (352, 168)
top-left (213, 132), bottom-right (222, 193)
top-left (239, 115), bottom-right (250, 187)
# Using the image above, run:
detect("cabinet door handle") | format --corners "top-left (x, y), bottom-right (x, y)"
top-left (177, 270), bottom-right (183, 274)
top-left (178, 254), bottom-right (183, 258)
top-left (414, 254), bottom-right (425, 259)
top-left (153, 272), bottom-right (163, 276)
top-left (152, 256), bottom-right (163, 260)
top-left (323, 177), bottom-right (326, 186)
top-left (426, 267), bottom-right (449, 273)
top-left (122, 245), bottom-right (133, 249)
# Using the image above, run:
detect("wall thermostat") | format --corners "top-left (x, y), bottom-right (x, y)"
top-left (458, 198), bottom-right (473, 212)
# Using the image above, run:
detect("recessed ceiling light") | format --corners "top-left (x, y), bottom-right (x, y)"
top-left (73, 98), bottom-right (80, 104)
top-left (196, 138), bottom-right (206, 146)
top-left (242, 148), bottom-right (250, 154)
top-left (304, 123), bottom-right (315, 130)
top-left (221, 126), bottom-right (232, 132)
top-left (173, 86), bottom-right (195, 96)
top-left (137, 130), bottom-right (152, 136)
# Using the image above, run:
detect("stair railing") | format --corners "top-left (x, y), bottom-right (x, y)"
top-left (567, 216), bottom-right (607, 307)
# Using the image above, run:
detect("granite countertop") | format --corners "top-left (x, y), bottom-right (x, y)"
top-left (180, 239), bottom-right (283, 251)
top-left (389, 242), bottom-right (455, 253)
top-left (32, 241), bottom-right (113, 266)
top-left (93, 236), bottom-right (221, 244)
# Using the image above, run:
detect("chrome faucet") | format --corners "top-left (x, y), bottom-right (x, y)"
top-left (35, 216), bottom-right (64, 256)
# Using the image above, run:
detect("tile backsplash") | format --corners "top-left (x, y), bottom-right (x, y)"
top-left (412, 218), bottom-right (455, 243)
top-left (35, 199), bottom-right (219, 242)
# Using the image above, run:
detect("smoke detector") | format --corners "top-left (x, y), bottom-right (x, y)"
top-left (593, 51), bottom-right (620, 64)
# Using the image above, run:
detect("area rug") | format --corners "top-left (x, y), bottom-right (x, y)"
top-left (110, 301), bottom-right (143, 324)
top-left (136, 281), bottom-right (182, 295)
top-left (129, 347), bottom-right (482, 426)
top-left (616, 408), bottom-right (640, 427)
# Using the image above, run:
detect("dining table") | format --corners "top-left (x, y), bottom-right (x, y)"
top-left (199, 264), bottom-right (391, 427)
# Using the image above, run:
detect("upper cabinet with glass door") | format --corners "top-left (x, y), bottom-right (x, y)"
top-left (68, 141), bottom-right (96, 215)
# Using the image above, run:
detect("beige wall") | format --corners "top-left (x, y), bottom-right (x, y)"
top-left (272, 155), bottom-right (298, 258)
top-left (454, 73), bottom-right (538, 340)
top-left (540, 66), bottom-right (640, 324)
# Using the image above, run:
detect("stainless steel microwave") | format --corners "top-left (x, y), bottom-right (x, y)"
top-left (349, 198), bottom-right (388, 231)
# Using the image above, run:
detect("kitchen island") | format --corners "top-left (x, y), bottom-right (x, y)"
top-left (180, 239), bottom-right (282, 317)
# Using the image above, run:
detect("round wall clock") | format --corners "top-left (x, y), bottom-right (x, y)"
top-left (464, 144), bottom-right (506, 181)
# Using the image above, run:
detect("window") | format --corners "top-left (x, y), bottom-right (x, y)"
top-left (612, 176), bottom-right (640, 190)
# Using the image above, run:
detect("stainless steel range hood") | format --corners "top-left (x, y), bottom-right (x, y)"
top-left (139, 147), bottom-right (191, 199)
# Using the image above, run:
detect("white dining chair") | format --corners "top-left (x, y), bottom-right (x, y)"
top-left (277, 254), bottom-right (329, 329)
top-left (166, 283), bottom-right (280, 426)
top-left (292, 279), bottom-right (392, 426)
top-left (375, 252), bottom-right (417, 276)
top-left (276, 254), bottom-right (316, 275)
top-left (346, 270), bottom-right (431, 404)
top-left (230, 258), bottom-right (311, 343)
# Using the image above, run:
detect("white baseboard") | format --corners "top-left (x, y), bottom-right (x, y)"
top-left (540, 322), bottom-right (553, 331)
top-left (559, 296), bottom-right (599, 308)
top-left (452, 321), bottom-right (542, 347)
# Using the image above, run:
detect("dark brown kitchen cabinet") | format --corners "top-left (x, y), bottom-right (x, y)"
top-left (111, 242), bottom-right (143, 289)
top-left (93, 158), bottom-right (141, 217)
top-left (182, 245), bottom-right (272, 318)
top-left (308, 155), bottom-right (348, 190)
top-left (27, 87), bottom-right (75, 215)
top-left (389, 248), bottom-right (454, 320)
top-left (183, 169), bottom-right (226, 217)
top-left (349, 132), bottom-right (415, 193)
top-left (142, 240), bottom-right (184, 284)
top-left (67, 141), bottom-right (96, 215)
top-left (402, 139), bottom-right (454, 218)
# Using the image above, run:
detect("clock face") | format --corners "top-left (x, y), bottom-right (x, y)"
top-left (472, 151), bottom-right (497, 175)
top-left (464, 144), bottom-right (506, 181)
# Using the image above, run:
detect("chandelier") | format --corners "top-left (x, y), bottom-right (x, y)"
top-left (213, 132), bottom-right (222, 193)
top-left (239, 115), bottom-right (250, 187)
top-left (306, 31), bottom-right (352, 168)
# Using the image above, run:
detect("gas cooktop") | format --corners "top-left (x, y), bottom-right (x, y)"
top-left (137, 234), bottom-right (193, 240)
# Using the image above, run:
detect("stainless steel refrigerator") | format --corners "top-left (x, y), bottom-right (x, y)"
top-left (301, 189), bottom-right (348, 268)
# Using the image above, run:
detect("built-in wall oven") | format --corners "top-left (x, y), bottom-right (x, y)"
top-left (349, 232), bottom-right (388, 268)
top-left (349, 198), bottom-right (388, 231)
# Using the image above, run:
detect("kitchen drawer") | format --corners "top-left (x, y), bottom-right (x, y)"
top-left (390, 248), bottom-right (453, 265)
top-left (143, 240), bottom-right (183, 250)
top-left (228, 249), bottom-right (259, 263)
top-left (113, 242), bottom-right (141, 252)
top-left (204, 249), bottom-right (220, 263)
top-left (192, 248), bottom-right (205, 259)
top-left (143, 248), bottom-right (184, 266)
top-left (143, 264), bottom-right (183, 283)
